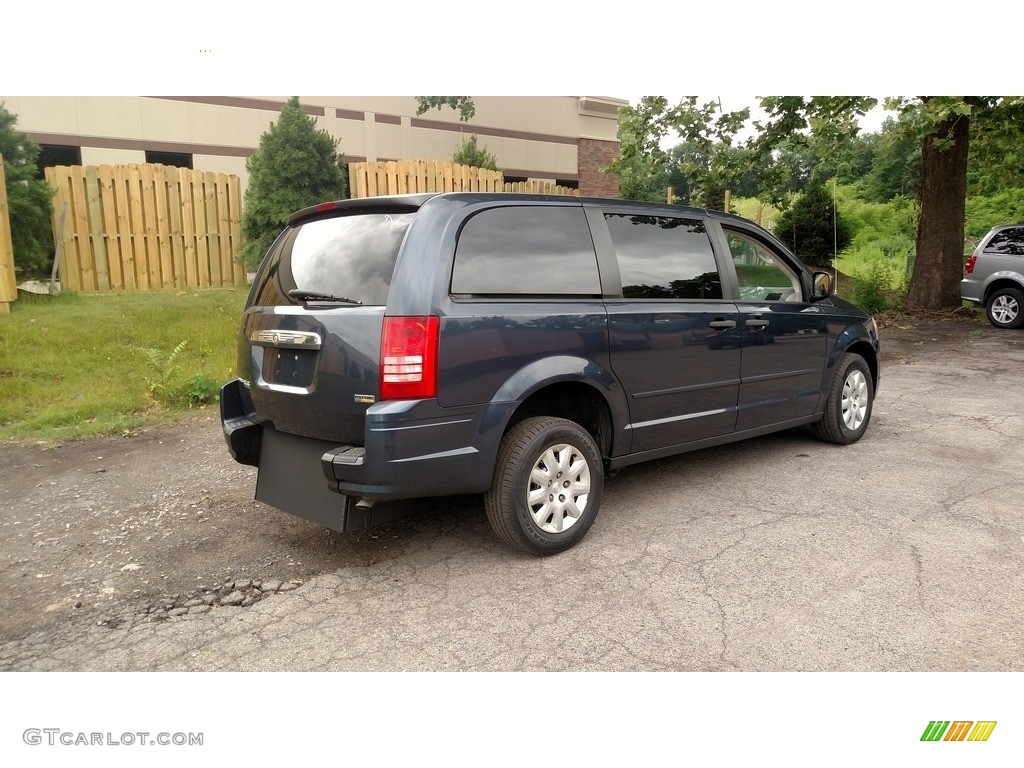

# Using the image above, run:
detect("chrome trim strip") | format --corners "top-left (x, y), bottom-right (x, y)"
top-left (249, 329), bottom-right (322, 349)
top-left (626, 407), bottom-right (730, 430)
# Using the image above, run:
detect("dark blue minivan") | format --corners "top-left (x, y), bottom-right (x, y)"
top-left (222, 193), bottom-right (879, 554)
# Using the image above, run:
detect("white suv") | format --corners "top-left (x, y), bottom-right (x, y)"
top-left (961, 224), bottom-right (1024, 329)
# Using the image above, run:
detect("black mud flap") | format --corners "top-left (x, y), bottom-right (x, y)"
top-left (255, 428), bottom-right (411, 533)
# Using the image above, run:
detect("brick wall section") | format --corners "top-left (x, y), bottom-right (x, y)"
top-left (577, 137), bottom-right (619, 198)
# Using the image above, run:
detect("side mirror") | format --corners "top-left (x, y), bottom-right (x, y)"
top-left (812, 271), bottom-right (832, 300)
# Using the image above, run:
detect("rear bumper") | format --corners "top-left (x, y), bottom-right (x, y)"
top-left (220, 379), bottom-right (261, 466)
top-left (960, 277), bottom-right (985, 305)
top-left (320, 398), bottom-right (508, 501)
top-left (220, 378), bottom-right (509, 513)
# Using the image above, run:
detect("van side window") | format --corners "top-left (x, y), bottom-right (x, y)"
top-left (604, 213), bottom-right (723, 299)
top-left (451, 206), bottom-right (600, 295)
top-left (725, 229), bottom-right (802, 302)
top-left (985, 227), bottom-right (1024, 256)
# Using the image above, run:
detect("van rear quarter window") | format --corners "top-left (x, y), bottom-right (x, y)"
top-left (451, 206), bottom-right (600, 295)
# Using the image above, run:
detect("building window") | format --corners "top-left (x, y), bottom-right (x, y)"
top-left (145, 150), bottom-right (193, 169)
top-left (36, 144), bottom-right (81, 178)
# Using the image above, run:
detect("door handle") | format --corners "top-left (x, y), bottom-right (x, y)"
top-left (745, 318), bottom-right (769, 329)
top-left (708, 319), bottom-right (736, 329)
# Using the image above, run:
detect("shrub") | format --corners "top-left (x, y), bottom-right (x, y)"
top-left (774, 180), bottom-right (852, 268)
top-left (853, 263), bottom-right (905, 315)
top-left (451, 134), bottom-right (498, 171)
top-left (240, 97), bottom-right (347, 270)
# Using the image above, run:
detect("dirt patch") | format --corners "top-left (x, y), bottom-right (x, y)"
top-left (876, 308), bottom-right (991, 364)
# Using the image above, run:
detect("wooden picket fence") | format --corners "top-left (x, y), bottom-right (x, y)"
top-left (348, 160), bottom-right (579, 199)
top-left (44, 163), bottom-right (244, 293)
top-left (0, 154), bottom-right (16, 313)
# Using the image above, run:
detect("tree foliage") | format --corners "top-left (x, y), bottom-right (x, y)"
top-left (606, 96), bottom-right (750, 207)
top-left (451, 134), bottom-right (498, 170)
top-left (857, 116), bottom-right (921, 202)
top-left (0, 102), bottom-right (54, 278)
top-left (967, 99), bottom-right (1024, 195)
top-left (240, 97), bottom-right (347, 269)
top-left (415, 97), bottom-right (476, 122)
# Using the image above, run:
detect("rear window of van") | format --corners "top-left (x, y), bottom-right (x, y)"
top-left (251, 212), bottom-right (414, 306)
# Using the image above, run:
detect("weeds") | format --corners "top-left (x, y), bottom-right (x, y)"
top-left (179, 374), bottom-right (219, 406)
top-left (140, 340), bottom-right (188, 398)
top-left (853, 263), bottom-right (907, 315)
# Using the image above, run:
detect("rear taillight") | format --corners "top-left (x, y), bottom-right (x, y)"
top-left (965, 254), bottom-right (977, 275)
top-left (380, 316), bottom-right (440, 400)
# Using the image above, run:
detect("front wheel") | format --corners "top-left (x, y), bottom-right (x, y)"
top-left (812, 352), bottom-right (873, 445)
top-left (485, 416), bottom-right (604, 555)
top-left (986, 287), bottom-right (1024, 329)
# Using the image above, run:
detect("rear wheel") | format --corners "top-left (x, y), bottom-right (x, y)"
top-left (812, 352), bottom-right (873, 445)
top-left (485, 416), bottom-right (603, 555)
top-left (985, 287), bottom-right (1024, 329)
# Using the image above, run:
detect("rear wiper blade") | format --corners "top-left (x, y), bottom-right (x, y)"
top-left (288, 289), bottom-right (362, 305)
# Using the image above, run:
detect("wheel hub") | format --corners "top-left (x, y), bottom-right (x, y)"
top-left (991, 295), bottom-right (1019, 325)
top-left (527, 444), bottom-right (591, 534)
top-left (841, 370), bottom-right (868, 431)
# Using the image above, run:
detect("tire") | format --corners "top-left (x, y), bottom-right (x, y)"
top-left (812, 352), bottom-right (873, 445)
top-left (985, 287), bottom-right (1024, 329)
top-left (485, 416), bottom-right (604, 555)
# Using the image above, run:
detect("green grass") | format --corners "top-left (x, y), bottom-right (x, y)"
top-left (0, 286), bottom-right (248, 443)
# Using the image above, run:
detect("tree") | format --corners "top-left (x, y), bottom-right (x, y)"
top-left (607, 96), bottom-right (750, 207)
top-left (451, 134), bottom-right (498, 170)
top-left (886, 97), bottom-right (975, 310)
top-left (0, 102), bottom-right (54, 277)
top-left (612, 96), bottom-right (1024, 311)
top-left (881, 97), bottom-right (1024, 309)
top-left (766, 96), bottom-right (1021, 310)
top-left (240, 97), bottom-right (347, 269)
top-left (859, 116), bottom-right (920, 202)
top-left (774, 178), bottom-right (853, 268)
top-left (415, 98), bottom-right (499, 172)
top-left (743, 97), bottom-right (878, 211)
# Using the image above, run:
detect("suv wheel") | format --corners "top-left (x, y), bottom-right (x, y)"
top-left (985, 287), bottom-right (1024, 329)
top-left (813, 352), bottom-right (873, 445)
top-left (485, 416), bottom-right (603, 555)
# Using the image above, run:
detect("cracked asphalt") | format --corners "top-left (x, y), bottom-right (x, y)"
top-left (2, 317), bottom-right (1023, 671)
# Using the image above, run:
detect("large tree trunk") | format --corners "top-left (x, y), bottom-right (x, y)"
top-left (906, 100), bottom-right (975, 310)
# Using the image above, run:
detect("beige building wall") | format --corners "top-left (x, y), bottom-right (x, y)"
top-left (1, 95), bottom-right (625, 195)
